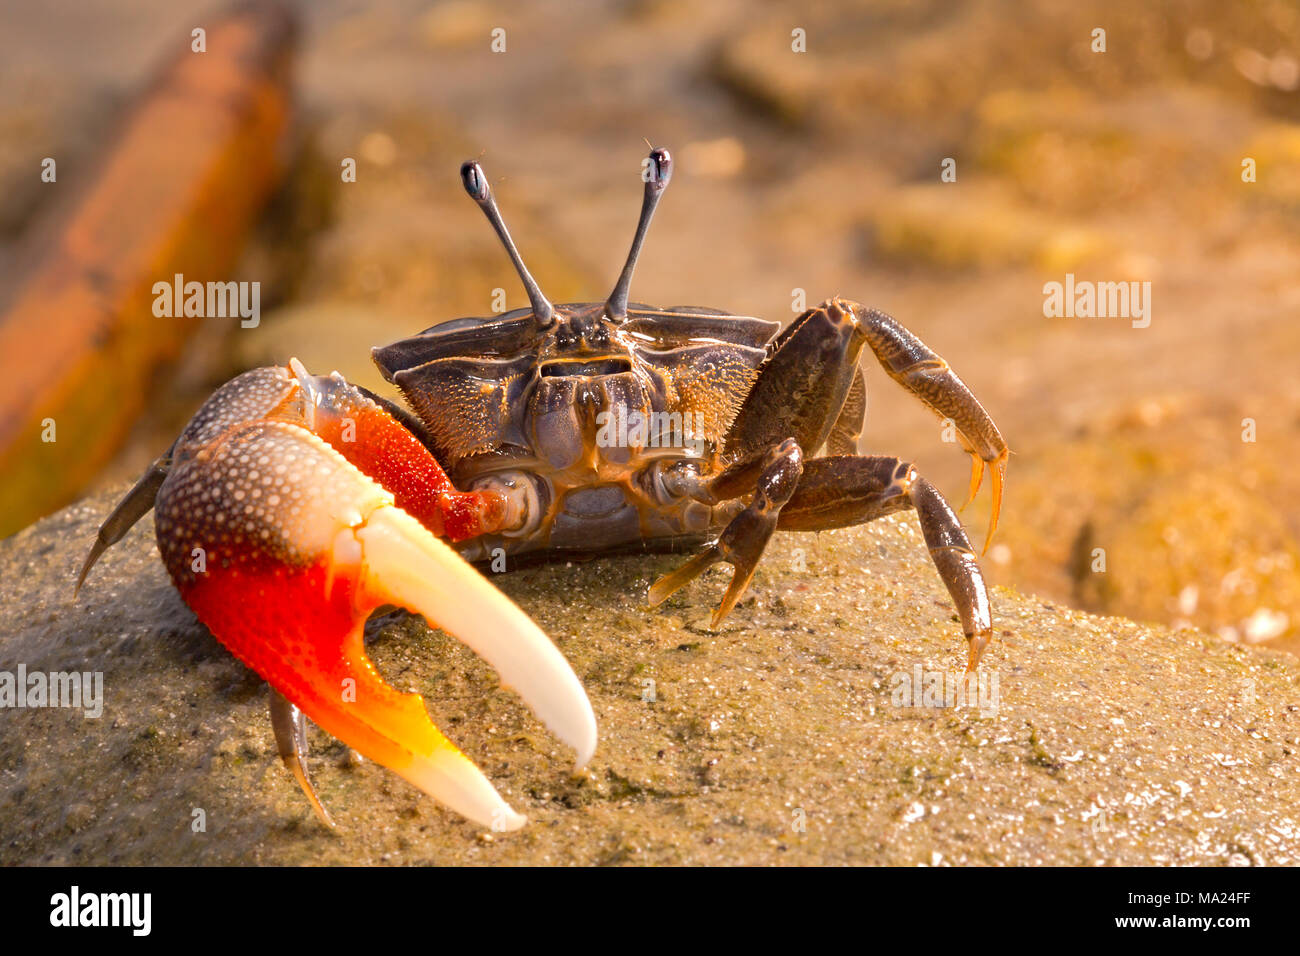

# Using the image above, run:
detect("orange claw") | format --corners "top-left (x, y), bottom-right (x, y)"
top-left (958, 447), bottom-right (1006, 556)
top-left (139, 364), bottom-right (596, 829)
top-left (981, 450), bottom-right (1008, 556)
top-left (959, 451), bottom-right (984, 512)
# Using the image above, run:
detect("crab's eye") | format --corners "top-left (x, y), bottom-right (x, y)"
top-left (460, 161), bottom-right (489, 200)
top-left (647, 147), bottom-right (673, 187)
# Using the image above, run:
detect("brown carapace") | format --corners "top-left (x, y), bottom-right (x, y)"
top-left (79, 146), bottom-right (1008, 830)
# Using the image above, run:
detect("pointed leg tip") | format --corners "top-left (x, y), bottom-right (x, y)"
top-left (307, 795), bottom-right (337, 830)
top-left (74, 545), bottom-right (105, 598)
top-left (981, 507), bottom-right (1003, 555)
top-left (959, 454), bottom-right (984, 512)
top-left (646, 577), bottom-right (675, 608)
top-left (980, 453), bottom-right (1007, 555)
top-left (306, 787), bottom-right (337, 830)
top-left (966, 629), bottom-right (993, 671)
top-left (286, 757), bottom-right (337, 829)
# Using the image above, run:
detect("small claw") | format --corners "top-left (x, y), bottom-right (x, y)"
top-left (646, 541), bottom-right (762, 628)
top-left (647, 547), bottom-right (722, 609)
top-left (959, 452), bottom-right (983, 513)
top-left (981, 451), bottom-right (1007, 556)
top-left (710, 549), bottom-right (764, 628)
top-left (651, 441), bottom-right (800, 627)
top-left (958, 447), bottom-right (1006, 554)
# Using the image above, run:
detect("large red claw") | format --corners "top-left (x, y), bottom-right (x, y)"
top-left (152, 382), bottom-right (595, 830)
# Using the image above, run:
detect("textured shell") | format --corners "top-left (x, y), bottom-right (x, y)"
top-left (371, 302), bottom-right (778, 476)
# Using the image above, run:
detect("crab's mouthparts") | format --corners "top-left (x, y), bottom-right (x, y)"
top-left (540, 357), bottom-right (633, 377)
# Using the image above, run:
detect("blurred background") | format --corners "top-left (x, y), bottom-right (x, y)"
top-left (2, 0), bottom-right (1299, 657)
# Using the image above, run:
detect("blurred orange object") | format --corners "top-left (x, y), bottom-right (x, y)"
top-left (0, 2), bottom-right (296, 536)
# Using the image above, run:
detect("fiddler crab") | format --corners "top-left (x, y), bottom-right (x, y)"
top-left (78, 147), bottom-right (1008, 831)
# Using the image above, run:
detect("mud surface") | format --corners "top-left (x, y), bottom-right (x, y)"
top-left (1, 489), bottom-right (1296, 865)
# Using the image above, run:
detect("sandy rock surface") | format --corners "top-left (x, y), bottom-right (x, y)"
top-left (1, 488), bottom-right (1296, 865)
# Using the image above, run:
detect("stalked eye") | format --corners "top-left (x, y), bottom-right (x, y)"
top-left (540, 357), bottom-right (633, 377)
top-left (459, 158), bottom-right (555, 328)
top-left (604, 145), bottom-right (675, 323)
top-left (646, 147), bottom-right (673, 188)
top-left (460, 161), bottom-right (489, 201)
